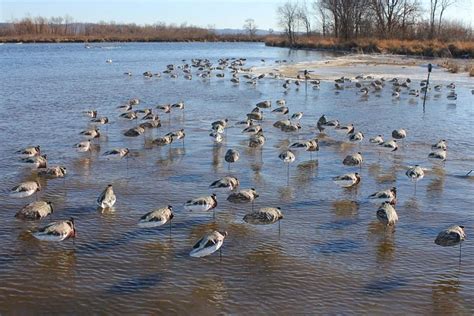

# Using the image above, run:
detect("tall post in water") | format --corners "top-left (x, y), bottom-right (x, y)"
top-left (422, 63), bottom-right (432, 113)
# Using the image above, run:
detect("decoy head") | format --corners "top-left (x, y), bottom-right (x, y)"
top-left (47, 201), bottom-right (54, 212)
top-left (357, 152), bottom-right (362, 155)
top-left (219, 231), bottom-right (228, 237)
top-left (211, 193), bottom-right (217, 198)
top-left (107, 184), bottom-right (113, 188)
top-left (59, 166), bottom-right (67, 173)
top-left (124, 148), bottom-right (130, 155)
top-left (35, 181), bottom-right (42, 191)
top-left (391, 187), bottom-right (397, 193)
top-left (168, 205), bottom-right (173, 210)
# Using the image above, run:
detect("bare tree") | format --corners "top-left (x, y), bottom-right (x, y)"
top-left (298, 1), bottom-right (312, 36)
top-left (437, 0), bottom-right (456, 34)
top-left (243, 18), bottom-right (257, 39)
top-left (277, 1), bottom-right (300, 45)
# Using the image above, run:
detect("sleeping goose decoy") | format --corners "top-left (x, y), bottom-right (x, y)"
top-left (428, 149), bottom-right (447, 161)
top-left (432, 139), bottom-right (447, 150)
top-left (369, 187), bottom-right (397, 205)
top-left (242, 125), bottom-right (262, 135)
top-left (17, 145), bottom-right (41, 158)
top-left (10, 181), bottom-right (41, 198)
top-left (74, 140), bottom-right (91, 152)
top-left (138, 205), bottom-right (174, 229)
top-left (333, 173), bottom-right (361, 188)
top-left (342, 152), bottom-right (363, 167)
top-left (227, 188), bottom-right (259, 210)
top-left (272, 106), bottom-right (289, 115)
top-left (91, 116), bottom-right (109, 125)
top-left (248, 131), bottom-right (265, 148)
top-left (435, 225), bottom-right (466, 263)
top-left (190, 230), bottom-right (227, 258)
top-left (153, 135), bottom-right (173, 147)
top-left (406, 165), bottom-right (425, 194)
top-left (184, 194), bottom-right (217, 213)
top-left (243, 207), bottom-right (283, 232)
top-left (376, 202), bottom-right (398, 226)
top-left (97, 184), bottom-right (116, 209)
top-left (369, 135), bottom-right (384, 144)
top-left (38, 166), bottom-right (67, 178)
top-left (380, 139), bottom-right (398, 151)
top-left (290, 112), bottom-right (303, 121)
top-left (103, 148), bottom-right (129, 159)
top-left (392, 129), bottom-right (407, 140)
top-left (124, 126), bottom-right (145, 137)
top-left (32, 218), bottom-right (76, 242)
top-left (15, 201), bottom-right (53, 220)
top-left (209, 176), bottom-right (240, 191)
top-left (80, 127), bottom-right (100, 140)
top-left (224, 149), bottom-right (239, 170)
top-left (336, 123), bottom-right (354, 134)
top-left (256, 100), bottom-right (271, 109)
top-left (22, 154), bottom-right (47, 169)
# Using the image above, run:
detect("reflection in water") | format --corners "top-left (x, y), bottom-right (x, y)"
top-left (331, 200), bottom-right (359, 218)
top-left (278, 186), bottom-right (295, 202)
top-left (431, 273), bottom-right (468, 314)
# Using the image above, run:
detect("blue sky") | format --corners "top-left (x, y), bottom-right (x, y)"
top-left (1, 0), bottom-right (472, 30)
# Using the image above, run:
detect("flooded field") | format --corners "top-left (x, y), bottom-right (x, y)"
top-left (0, 42), bottom-right (473, 314)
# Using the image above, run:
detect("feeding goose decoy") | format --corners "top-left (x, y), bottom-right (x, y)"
top-left (185, 193), bottom-right (218, 213)
top-left (209, 176), bottom-right (240, 191)
top-left (9, 181), bottom-right (41, 199)
top-left (369, 187), bottom-right (397, 204)
top-left (15, 201), bottom-right (53, 220)
top-left (138, 205), bottom-right (174, 229)
top-left (333, 173), bottom-right (361, 188)
top-left (97, 184), bottom-right (116, 210)
top-left (38, 166), bottom-right (67, 178)
top-left (189, 230), bottom-right (227, 258)
top-left (103, 148), bottom-right (129, 159)
top-left (376, 202), bottom-right (398, 226)
top-left (224, 149), bottom-right (239, 170)
top-left (32, 218), bottom-right (76, 242)
top-left (435, 225), bottom-right (466, 263)
top-left (17, 145), bottom-right (41, 158)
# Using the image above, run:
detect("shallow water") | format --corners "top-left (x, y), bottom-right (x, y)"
top-left (0, 42), bottom-right (473, 314)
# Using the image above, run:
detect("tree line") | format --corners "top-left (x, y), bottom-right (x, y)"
top-left (277, 0), bottom-right (472, 45)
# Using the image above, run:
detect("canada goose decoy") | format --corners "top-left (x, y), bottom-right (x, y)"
top-left (32, 217), bottom-right (76, 242)
top-left (224, 149), bottom-right (239, 170)
top-left (138, 205), bottom-right (174, 236)
top-left (435, 225), bottom-right (466, 263)
top-left (343, 152), bottom-right (363, 168)
top-left (10, 181), bottom-right (41, 199)
top-left (17, 145), bottom-right (41, 158)
top-left (369, 187), bottom-right (397, 205)
top-left (379, 139), bottom-right (398, 152)
top-left (432, 139), bottom-right (447, 150)
top-left (428, 149), bottom-right (447, 161)
top-left (227, 188), bottom-right (259, 211)
top-left (102, 148), bottom-right (129, 159)
top-left (38, 166), bottom-right (67, 178)
top-left (22, 154), bottom-right (47, 169)
top-left (97, 184), bottom-right (116, 210)
top-left (190, 230), bottom-right (227, 259)
top-left (243, 207), bottom-right (283, 234)
top-left (15, 200), bottom-right (53, 220)
top-left (333, 173), bottom-right (361, 188)
top-left (209, 176), bottom-right (240, 191)
top-left (376, 202), bottom-right (398, 226)
top-left (80, 127), bottom-right (100, 140)
top-left (369, 135), bottom-right (384, 144)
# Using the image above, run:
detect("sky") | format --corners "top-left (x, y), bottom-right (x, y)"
top-left (1, 0), bottom-right (472, 30)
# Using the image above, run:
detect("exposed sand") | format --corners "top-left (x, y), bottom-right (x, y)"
top-left (252, 54), bottom-right (473, 84)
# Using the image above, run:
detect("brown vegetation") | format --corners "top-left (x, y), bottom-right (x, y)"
top-left (265, 36), bottom-right (474, 58)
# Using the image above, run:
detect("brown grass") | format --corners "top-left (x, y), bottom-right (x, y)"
top-left (466, 64), bottom-right (474, 76)
top-left (265, 36), bottom-right (474, 58)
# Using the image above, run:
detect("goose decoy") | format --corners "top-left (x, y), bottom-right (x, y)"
top-left (428, 149), bottom-right (447, 161)
top-left (369, 187), bottom-right (397, 204)
top-left (369, 135), bottom-right (384, 144)
top-left (243, 207), bottom-right (283, 232)
top-left (32, 218), bottom-right (76, 242)
top-left (276, 99), bottom-right (286, 106)
top-left (167, 129), bottom-right (186, 146)
top-left (91, 117), bottom-right (109, 125)
top-left (224, 149), bottom-right (239, 170)
top-left (431, 139), bottom-right (447, 150)
top-left (97, 184), bottom-right (116, 210)
top-left (124, 126), bottom-right (145, 137)
top-left (38, 166), bottom-right (67, 178)
top-left (17, 145), bottom-right (41, 158)
top-left (10, 181), bottom-right (41, 199)
top-left (435, 225), bottom-right (466, 263)
top-left (272, 106), bottom-right (289, 115)
top-left (209, 176), bottom-right (240, 191)
top-left (342, 152), bottom-right (363, 167)
top-left (211, 119), bottom-right (228, 131)
top-left (102, 148), bottom-right (129, 159)
top-left (184, 194), bottom-right (218, 214)
top-left (376, 202), bottom-right (398, 226)
top-left (248, 131), bottom-right (265, 148)
top-left (15, 201), bottom-right (53, 220)
top-left (80, 127), bottom-right (100, 140)
top-left (138, 205), bottom-right (174, 231)
top-left (279, 150), bottom-right (296, 184)
top-left (227, 188), bottom-right (259, 211)
top-left (335, 123), bottom-right (354, 134)
top-left (333, 173), bottom-right (361, 188)
top-left (119, 111), bottom-right (138, 121)
top-left (256, 100), bottom-right (271, 109)
top-left (209, 131), bottom-right (224, 144)
top-left (22, 154), bottom-right (47, 169)
top-left (392, 129), bottom-right (407, 140)
top-left (379, 139), bottom-right (398, 151)
top-left (152, 135), bottom-right (173, 146)
top-left (83, 110), bottom-right (97, 118)
top-left (406, 165), bottom-right (425, 194)
top-left (290, 112), bottom-right (303, 121)
top-left (74, 140), bottom-right (91, 153)
top-left (190, 230), bottom-right (227, 258)
top-left (348, 131), bottom-right (364, 144)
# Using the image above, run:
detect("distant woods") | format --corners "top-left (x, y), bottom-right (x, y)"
top-left (0, 16), bottom-right (257, 42)
top-left (277, 0), bottom-right (472, 44)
